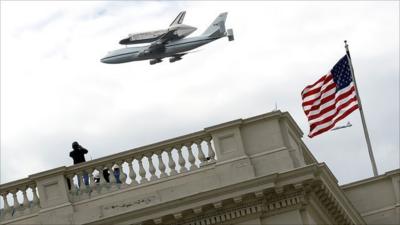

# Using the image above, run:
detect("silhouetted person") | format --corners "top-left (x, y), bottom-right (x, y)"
top-left (93, 170), bottom-right (109, 183)
top-left (68, 141), bottom-right (89, 189)
top-left (70, 141), bottom-right (88, 164)
top-left (103, 169), bottom-right (110, 183)
top-left (99, 167), bottom-right (120, 183)
top-left (113, 166), bottom-right (121, 184)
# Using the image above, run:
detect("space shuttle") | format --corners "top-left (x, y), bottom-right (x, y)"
top-left (119, 11), bottom-right (197, 45)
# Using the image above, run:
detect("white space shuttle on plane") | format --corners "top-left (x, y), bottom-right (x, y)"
top-left (118, 11), bottom-right (196, 45)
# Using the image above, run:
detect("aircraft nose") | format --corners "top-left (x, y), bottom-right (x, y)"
top-left (100, 57), bottom-right (109, 64)
top-left (119, 38), bottom-right (130, 45)
top-left (100, 56), bottom-right (110, 63)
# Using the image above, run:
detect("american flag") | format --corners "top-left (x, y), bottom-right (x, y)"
top-left (301, 55), bottom-right (359, 138)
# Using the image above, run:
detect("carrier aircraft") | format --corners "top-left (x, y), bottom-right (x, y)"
top-left (101, 12), bottom-right (234, 65)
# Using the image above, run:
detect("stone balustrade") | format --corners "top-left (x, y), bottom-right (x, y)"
top-left (0, 178), bottom-right (40, 220)
top-left (0, 130), bottom-right (216, 222)
top-left (65, 135), bottom-right (216, 201)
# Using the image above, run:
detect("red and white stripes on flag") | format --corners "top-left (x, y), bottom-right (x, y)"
top-left (301, 56), bottom-right (359, 138)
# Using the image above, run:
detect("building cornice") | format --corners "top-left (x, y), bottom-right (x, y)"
top-left (341, 168), bottom-right (400, 189)
top-left (315, 163), bottom-right (366, 224)
top-left (85, 163), bottom-right (364, 225)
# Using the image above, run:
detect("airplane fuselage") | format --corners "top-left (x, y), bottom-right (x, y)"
top-left (101, 35), bottom-right (220, 64)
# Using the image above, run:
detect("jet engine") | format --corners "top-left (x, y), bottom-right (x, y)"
top-left (149, 58), bottom-right (162, 65)
top-left (169, 56), bottom-right (182, 63)
top-left (226, 29), bottom-right (234, 41)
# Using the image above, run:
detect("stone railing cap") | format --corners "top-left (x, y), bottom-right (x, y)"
top-left (29, 166), bottom-right (67, 180)
top-left (0, 177), bottom-right (34, 193)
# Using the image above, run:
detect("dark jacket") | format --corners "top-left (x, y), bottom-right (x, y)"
top-left (69, 146), bottom-right (88, 164)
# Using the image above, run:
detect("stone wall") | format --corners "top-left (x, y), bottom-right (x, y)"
top-left (342, 169), bottom-right (400, 225)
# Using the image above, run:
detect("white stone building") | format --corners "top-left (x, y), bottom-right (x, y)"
top-left (0, 111), bottom-right (398, 225)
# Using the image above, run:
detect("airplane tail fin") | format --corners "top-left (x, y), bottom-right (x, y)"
top-left (202, 12), bottom-right (228, 38)
top-left (169, 11), bottom-right (186, 26)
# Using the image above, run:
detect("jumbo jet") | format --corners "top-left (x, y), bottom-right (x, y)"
top-left (101, 12), bottom-right (234, 65)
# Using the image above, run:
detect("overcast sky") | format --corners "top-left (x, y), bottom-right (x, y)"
top-left (1, 1), bottom-right (399, 186)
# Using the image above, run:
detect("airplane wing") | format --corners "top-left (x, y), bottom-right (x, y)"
top-left (169, 11), bottom-right (186, 26)
top-left (148, 27), bottom-right (180, 51)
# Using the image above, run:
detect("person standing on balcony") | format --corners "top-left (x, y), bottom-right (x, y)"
top-left (69, 141), bottom-right (89, 188)
top-left (70, 141), bottom-right (88, 164)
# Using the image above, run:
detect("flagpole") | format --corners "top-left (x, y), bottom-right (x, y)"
top-left (344, 40), bottom-right (378, 176)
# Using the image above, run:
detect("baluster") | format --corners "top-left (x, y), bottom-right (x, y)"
top-left (88, 168), bottom-right (95, 192)
top-left (96, 166), bottom-right (107, 193)
top-left (104, 164), bottom-right (117, 192)
top-left (31, 185), bottom-right (39, 206)
top-left (128, 158), bottom-right (138, 185)
top-left (177, 145), bottom-right (187, 173)
top-left (147, 153), bottom-right (157, 181)
top-left (1, 192), bottom-right (10, 213)
top-left (11, 189), bottom-right (20, 213)
top-left (157, 151), bottom-right (167, 178)
top-left (196, 139), bottom-right (206, 166)
top-left (22, 187), bottom-right (30, 209)
top-left (88, 168), bottom-right (96, 190)
top-left (116, 161), bottom-right (127, 184)
top-left (97, 166), bottom-right (107, 186)
top-left (138, 156), bottom-right (147, 183)
top-left (107, 163), bottom-right (117, 185)
top-left (68, 174), bottom-right (77, 194)
top-left (167, 147), bottom-right (177, 176)
top-left (186, 142), bottom-right (196, 170)
top-left (79, 171), bottom-right (86, 192)
top-left (205, 137), bottom-right (216, 162)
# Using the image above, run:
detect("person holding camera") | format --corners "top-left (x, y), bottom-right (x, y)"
top-left (68, 141), bottom-right (89, 188)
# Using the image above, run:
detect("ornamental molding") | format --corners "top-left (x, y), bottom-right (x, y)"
top-left (308, 181), bottom-right (355, 225)
top-left (163, 188), bottom-right (306, 225)
top-left (135, 181), bottom-right (359, 225)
